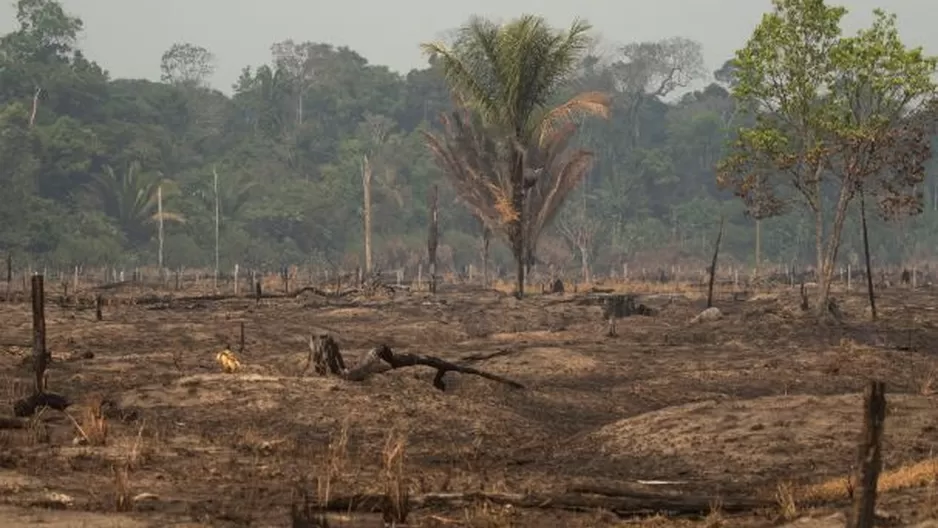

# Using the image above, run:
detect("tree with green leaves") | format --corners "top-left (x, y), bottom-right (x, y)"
top-left (84, 161), bottom-right (185, 246)
top-left (421, 14), bottom-right (609, 297)
top-left (718, 0), bottom-right (937, 315)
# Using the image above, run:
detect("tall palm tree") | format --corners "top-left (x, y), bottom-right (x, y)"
top-left (84, 161), bottom-right (185, 245)
top-left (421, 14), bottom-right (609, 297)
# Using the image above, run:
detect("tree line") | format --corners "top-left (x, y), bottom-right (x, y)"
top-left (0, 0), bottom-right (936, 301)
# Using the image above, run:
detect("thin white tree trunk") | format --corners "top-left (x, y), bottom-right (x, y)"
top-left (362, 155), bottom-right (373, 274)
top-left (212, 165), bottom-right (220, 292)
top-left (157, 185), bottom-right (164, 278)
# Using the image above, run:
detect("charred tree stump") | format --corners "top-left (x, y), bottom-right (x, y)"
top-left (602, 295), bottom-right (653, 336)
top-left (255, 280), bottom-right (262, 305)
top-left (848, 381), bottom-right (886, 528)
top-left (549, 278), bottom-right (564, 294)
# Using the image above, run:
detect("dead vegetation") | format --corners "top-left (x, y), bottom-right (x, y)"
top-left (0, 277), bottom-right (937, 526)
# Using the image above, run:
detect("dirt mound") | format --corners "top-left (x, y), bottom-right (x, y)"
top-left (586, 393), bottom-right (938, 482)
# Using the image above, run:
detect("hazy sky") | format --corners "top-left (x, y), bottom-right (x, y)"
top-left (1, 0), bottom-right (935, 93)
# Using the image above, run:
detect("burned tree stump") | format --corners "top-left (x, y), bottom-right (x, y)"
top-left (602, 294), bottom-right (653, 336)
top-left (549, 278), bottom-right (564, 294)
top-left (309, 334), bottom-right (347, 375)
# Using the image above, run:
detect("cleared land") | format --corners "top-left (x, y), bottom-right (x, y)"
top-left (1, 280), bottom-right (937, 527)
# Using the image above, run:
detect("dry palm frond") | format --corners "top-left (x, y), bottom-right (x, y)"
top-left (423, 109), bottom-right (515, 229)
top-left (523, 121), bottom-right (597, 256)
top-left (216, 348), bottom-right (241, 373)
top-left (535, 91), bottom-right (612, 147)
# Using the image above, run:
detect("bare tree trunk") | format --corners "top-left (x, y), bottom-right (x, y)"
top-left (859, 188), bottom-right (877, 320)
top-left (579, 245), bottom-right (590, 284)
top-left (212, 166), bottom-right (220, 293)
top-left (157, 186), bottom-right (164, 279)
top-left (754, 218), bottom-right (762, 278)
top-left (815, 184), bottom-right (853, 317)
top-left (362, 155), bottom-right (373, 274)
top-left (427, 185), bottom-right (439, 294)
top-left (29, 87), bottom-right (41, 128)
top-left (481, 224), bottom-right (490, 288)
top-left (707, 216), bottom-right (725, 309)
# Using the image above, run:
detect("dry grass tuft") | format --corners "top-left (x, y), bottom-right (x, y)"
top-left (68, 394), bottom-right (108, 446)
top-left (382, 428), bottom-right (409, 524)
top-left (775, 481), bottom-right (798, 521)
top-left (317, 419), bottom-right (350, 509)
top-left (800, 457), bottom-right (938, 502)
top-left (112, 464), bottom-right (131, 512)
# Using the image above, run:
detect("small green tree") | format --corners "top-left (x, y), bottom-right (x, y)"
top-left (718, 0), bottom-right (937, 315)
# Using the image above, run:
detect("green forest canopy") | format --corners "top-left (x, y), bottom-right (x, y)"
top-left (1, 0), bottom-right (936, 278)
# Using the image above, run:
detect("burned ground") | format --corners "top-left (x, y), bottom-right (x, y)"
top-left (0, 283), bottom-right (937, 527)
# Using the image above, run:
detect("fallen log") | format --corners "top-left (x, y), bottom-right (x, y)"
top-left (0, 416), bottom-right (28, 429)
top-left (298, 490), bottom-right (774, 518)
top-left (307, 335), bottom-right (524, 391)
top-left (13, 392), bottom-right (71, 417)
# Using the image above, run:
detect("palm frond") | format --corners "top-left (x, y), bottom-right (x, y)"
top-left (422, 109), bottom-right (515, 230)
top-left (535, 91), bottom-right (612, 146)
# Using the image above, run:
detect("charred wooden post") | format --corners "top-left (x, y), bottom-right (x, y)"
top-left (95, 294), bottom-right (103, 321)
top-left (849, 381), bottom-right (886, 528)
top-left (280, 266), bottom-right (290, 295)
top-left (5, 254), bottom-right (11, 298)
top-left (428, 184), bottom-right (439, 294)
top-left (31, 274), bottom-right (49, 393)
top-left (549, 278), bottom-right (564, 294)
top-left (706, 216), bottom-right (725, 309)
top-left (255, 279), bottom-right (262, 305)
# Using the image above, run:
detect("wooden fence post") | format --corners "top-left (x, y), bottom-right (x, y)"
top-left (31, 274), bottom-right (49, 393)
top-left (849, 381), bottom-right (886, 528)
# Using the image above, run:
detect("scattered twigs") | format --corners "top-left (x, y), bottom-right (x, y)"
top-left (293, 489), bottom-right (773, 518)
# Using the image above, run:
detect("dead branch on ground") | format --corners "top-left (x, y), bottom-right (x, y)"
top-left (306, 335), bottom-right (524, 391)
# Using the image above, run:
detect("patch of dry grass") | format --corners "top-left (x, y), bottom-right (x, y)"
top-left (798, 457), bottom-right (938, 503)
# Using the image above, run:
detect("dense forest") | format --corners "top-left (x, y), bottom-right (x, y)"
top-left (1, 0), bottom-right (936, 281)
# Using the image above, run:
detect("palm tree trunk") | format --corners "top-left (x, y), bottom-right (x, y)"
top-left (510, 150), bottom-right (525, 299)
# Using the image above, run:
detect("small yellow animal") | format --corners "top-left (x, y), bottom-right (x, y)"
top-left (216, 348), bottom-right (241, 373)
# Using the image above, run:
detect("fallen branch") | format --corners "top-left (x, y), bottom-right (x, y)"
top-left (13, 392), bottom-right (71, 417)
top-left (307, 335), bottom-right (524, 391)
top-left (459, 348), bottom-right (517, 362)
top-left (0, 416), bottom-right (28, 429)
top-left (298, 490), bottom-right (773, 518)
